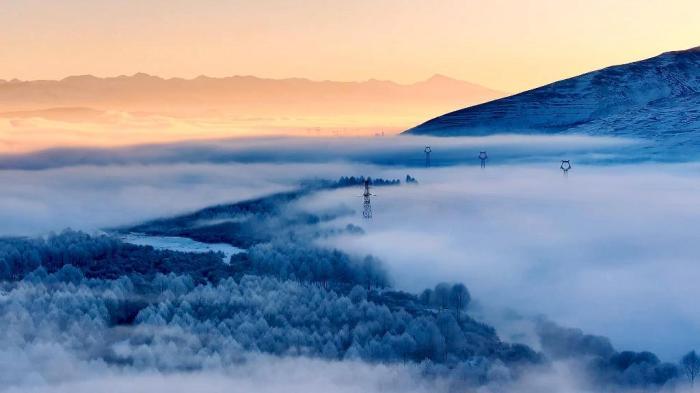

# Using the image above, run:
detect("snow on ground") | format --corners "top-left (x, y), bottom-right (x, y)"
top-left (120, 233), bottom-right (244, 263)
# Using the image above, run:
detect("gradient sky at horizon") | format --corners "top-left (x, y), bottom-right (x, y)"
top-left (2, 0), bottom-right (699, 92)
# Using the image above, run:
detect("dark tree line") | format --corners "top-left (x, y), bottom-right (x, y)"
top-left (536, 318), bottom-right (699, 389)
top-left (335, 176), bottom-right (402, 187)
top-left (234, 242), bottom-right (389, 290)
top-left (420, 283), bottom-right (471, 311)
top-left (0, 230), bottom-right (388, 290)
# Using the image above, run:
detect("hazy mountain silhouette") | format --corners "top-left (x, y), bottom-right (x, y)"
top-left (0, 73), bottom-right (504, 152)
top-left (0, 73), bottom-right (503, 118)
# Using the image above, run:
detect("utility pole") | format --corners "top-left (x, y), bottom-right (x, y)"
top-left (424, 146), bottom-right (432, 168)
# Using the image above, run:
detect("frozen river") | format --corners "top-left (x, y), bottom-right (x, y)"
top-left (120, 233), bottom-right (244, 263)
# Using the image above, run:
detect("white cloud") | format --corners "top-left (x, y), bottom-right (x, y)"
top-left (0, 134), bottom-right (696, 366)
top-left (315, 163), bottom-right (700, 359)
top-left (4, 357), bottom-right (436, 393)
top-left (0, 161), bottom-right (377, 235)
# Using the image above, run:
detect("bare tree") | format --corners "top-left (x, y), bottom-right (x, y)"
top-left (682, 350), bottom-right (700, 387)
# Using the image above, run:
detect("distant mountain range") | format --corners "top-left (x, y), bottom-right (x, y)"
top-left (0, 73), bottom-right (503, 119)
top-left (0, 73), bottom-right (504, 152)
top-left (406, 47), bottom-right (700, 148)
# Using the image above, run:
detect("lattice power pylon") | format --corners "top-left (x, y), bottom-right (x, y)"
top-left (560, 160), bottom-right (572, 176)
top-left (479, 151), bottom-right (488, 168)
top-left (362, 179), bottom-right (373, 219)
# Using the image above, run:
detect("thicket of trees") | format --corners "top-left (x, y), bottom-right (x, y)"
top-left (420, 283), bottom-right (471, 311)
top-left (121, 176), bottom-right (408, 256)
top-left (335, 176), bottom-right (401, 187)
top-left (125, 178), bottom-right (376, 249)
top-left (536, 318), bottom-right (690, 389)
top-left (236, 242), bottom-right (388, 290)
top-left (0, 230), bottom-right (233, 283)
top-left (126, 189), bottom-right (311, 248)
top-left (0, 264), bottom-right (540, 386)
top-left (588, 351), bottom-right (680, 388)
top-left (682, 350), bottom-right (700, 386)
top-left (0, 230), bottom-right (389, 290)
top-left (0, 227), bottom-right (697, 390)
top-left (133, 274), bottom-right (537, 368)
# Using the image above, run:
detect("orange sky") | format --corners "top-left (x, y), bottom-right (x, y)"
top-left (2, 0), bottom-right (699, 92)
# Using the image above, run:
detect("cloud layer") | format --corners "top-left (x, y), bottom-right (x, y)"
top-left (0, 134), bottom-right (638, 170)
top-left (314, 163), bottom-right (700, 359)
top-left (1, 135), bottom-right (698, 391)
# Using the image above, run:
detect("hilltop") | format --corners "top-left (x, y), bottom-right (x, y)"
top-left (406, 47), bottom-right (700, 150)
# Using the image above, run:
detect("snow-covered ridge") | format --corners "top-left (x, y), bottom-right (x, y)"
top-left (405, 47), bottom-right (700, 154)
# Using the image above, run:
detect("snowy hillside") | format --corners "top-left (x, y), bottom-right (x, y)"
top-left (405, 47), bottom-right (700, 150)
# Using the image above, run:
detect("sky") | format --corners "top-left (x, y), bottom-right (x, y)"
top-left (2, 0), bottom-right (699, 92)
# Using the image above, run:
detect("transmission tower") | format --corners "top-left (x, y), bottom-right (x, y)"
top-left (560, 160), bottom-right (572, 176)
top-left (424, 146), bottom-right (432, 167)
top-left (478, 151), bottom-right (488, 168)
top-left (362, 179), bottom-right (373, 219)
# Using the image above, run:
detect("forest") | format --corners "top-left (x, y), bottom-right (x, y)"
top-left (0, 183), bottom-right (696, 390)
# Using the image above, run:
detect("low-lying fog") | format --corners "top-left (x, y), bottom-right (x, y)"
top-left (0, 134), bottom-right (696, 362)
top-left (312, 163), bottom-right (700, 360)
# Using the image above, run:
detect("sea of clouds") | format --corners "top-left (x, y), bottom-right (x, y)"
top-left (312, 163), bottom-right (700, 359)
top-left (0, 134), bottom-right (698, 391)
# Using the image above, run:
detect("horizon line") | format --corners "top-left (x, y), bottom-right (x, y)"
top-left (0, 72), bottom-right (505, 91)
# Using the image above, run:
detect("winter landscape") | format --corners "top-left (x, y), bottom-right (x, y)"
top-left (2, 1), bottom-right (700, 392)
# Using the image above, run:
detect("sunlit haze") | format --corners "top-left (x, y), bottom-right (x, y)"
top-left (2, 0), bottom-right (699, 91)
top-left (3, 3), bottom-right (700, 392)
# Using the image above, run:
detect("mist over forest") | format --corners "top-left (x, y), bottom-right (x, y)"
top-left (1, 135), bottom-right (700, 392)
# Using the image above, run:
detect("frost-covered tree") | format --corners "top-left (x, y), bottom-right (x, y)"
top-left (449, 283), bottom-right (470, 311)
top-left (0, 228), bottom-right (683, 391)
top-left (682, 350), bottom-right (700, 387)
